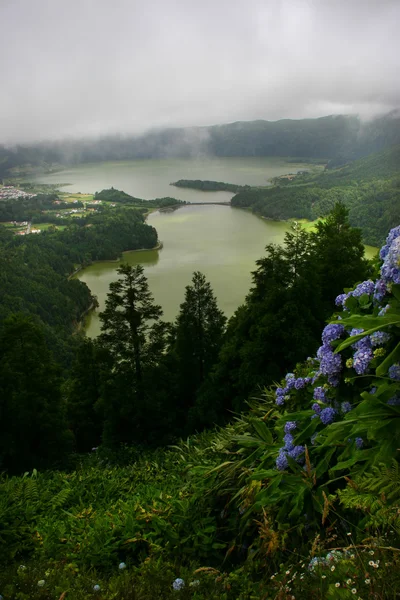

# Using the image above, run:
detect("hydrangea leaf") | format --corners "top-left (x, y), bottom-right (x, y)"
top-left (376, 341), bottom-right (400, 376)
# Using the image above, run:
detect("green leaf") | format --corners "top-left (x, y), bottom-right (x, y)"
top-left (250, 419), bottom-right (273, 443)
top-left (376, 341), bottom-right (400, 376)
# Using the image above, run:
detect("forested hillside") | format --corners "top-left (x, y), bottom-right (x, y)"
top-left (1, 212), bottom-right (400, 599)
top-left (1, 112), bottom-right (400, 178)
top-left (232, 145), bottom-right (400, 246)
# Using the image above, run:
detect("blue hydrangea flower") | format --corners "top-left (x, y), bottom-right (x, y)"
top-left (381, 236), bottom-right (400, 285)
top-left (275, 387), bottom-right (288, 405)
top-left (370, 331), bottom-right (391, 347)
top-left (284, 421), bottom-right (297, 434)
top-left (388, 394), bottom-right (400, 406)
top-left (93, 585), bottom-right (101, 592)
top-left (283, 433), bottom-right (294, 449)
top-left (328, 374), bottom-right (341, 387)
top-left (320, 407), bottom-right (337, 425)
top-left (119, 562), bottom-right (126, 570)
top-left (173, 578), bottom-right (185, 591)
top-left (378, 304), bottom-right (390, 316)
top-left (355, 437), bottom-right (363, 449)
top-left (312, 402), bottom-right (321, 414)
top-left (287, 445), bottom-right (305, 462)
top-left (353, 347), bottom-right (373, 375)
top-left (380, 225), bottom-right (400, 260)
top-left (341, 401), bottom-right (352, 414)
top-left (374, 279), bottom-right (387, 302)
top-left (335, 293), bottom-right (348, 307)
top-left (294, 377), bottom-right (306, 390)
top-left (388, 364), bottom-right (400, 381)
top-left (318, 345), bottom-right (342, 377)
top-left (276, 449), bottom-right (288, 471)
top-left (322, 323), bottom-right (345, 345)
top-left (313, 386), bottom-right (327, 401)
top-left (351, 280), bottom-right (375, 298)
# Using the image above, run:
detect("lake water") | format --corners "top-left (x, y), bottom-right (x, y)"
top-left (34, 158), bottom-right (377, 337)
top-left (33, 156), bottom-right (314, 203)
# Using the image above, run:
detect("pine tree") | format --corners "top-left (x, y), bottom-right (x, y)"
top-left (174, 272), bottom-right (226, 416)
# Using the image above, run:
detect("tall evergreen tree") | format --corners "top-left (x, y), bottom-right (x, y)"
top-left (312, 202), bottom-right (369, 308)
top-left (0, 314), bottom-right (72, 473)
top-left (98, 264), bottom-right (174, 446)
top-left (173, 272), bottom-right (226, 427)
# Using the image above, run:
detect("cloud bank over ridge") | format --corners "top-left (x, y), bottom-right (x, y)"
top-left (0, 0), bottom-right (399, 143)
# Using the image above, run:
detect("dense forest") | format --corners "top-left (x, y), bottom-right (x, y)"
top-left (1, 112), bottom-right (400, 179)
top-left (3, 193), bottom-right (400, 597)
top-left (232, 145), bottom-right (400, 246)
top-left (171, 179), bottom-right (250, 193)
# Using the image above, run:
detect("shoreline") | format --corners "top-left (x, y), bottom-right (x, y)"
top-left (69, 241), bottom-right (163, 279)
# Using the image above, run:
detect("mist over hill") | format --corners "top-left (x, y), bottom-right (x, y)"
top-left (1, 112), bottom-right (400, 179)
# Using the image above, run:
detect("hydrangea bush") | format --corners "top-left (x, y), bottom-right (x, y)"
top-left (255, 226), bottom-right (400, 524)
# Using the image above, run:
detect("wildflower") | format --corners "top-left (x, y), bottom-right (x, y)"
top-left (369, 550), bottom-right (374, 555)
top-left (270, 575), bottom-right (275, 580)
top-left (331, 565), bottom-right (335, 571)
top-left (286, 570), bottom-right (290, 574)
top-left (93, 585), bottom-right (101, 592)
top-left (284, 421), bottom-right (297, 434)
top-left (189, 580), bottom-right (200, 587)
top-left (38, 580), bottom-right (45, 587)
top-left (365, 579), bottom-right (370, 584)
top-left (313, 386), bottom-right (327, 401)
top-left (351, 589), bottom-right (357, 595)
top-left (347, 532), bottom-right (352, 536)
top-left (172, 578), bottom-right (185, 591)
top-left (322, 323), bottom-right (345, 345)
top-left (369, 561), bottom-right (374, 566)
top-left (388, 364), bottom-right (400, 381)
top-left (335, 582), bottom-right (340, 587)
top-left (355, 437), bottom-right (363, 449)
top-left (18, 565), bottom-right (26, 571)
top-left (119, 562), bottom-right (126, 570)
top-left (320, 407), bottom-right (337, 425)
top-left (347, 578), bottom-right (352, 584)
top-left (321, 575), bottom-right (326, 579)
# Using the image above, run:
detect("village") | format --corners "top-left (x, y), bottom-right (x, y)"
top-left (0, 185), bottom-right (36, 200)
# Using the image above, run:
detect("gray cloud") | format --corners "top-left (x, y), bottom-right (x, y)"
top-left (0, 0), bottom-right (399, 143)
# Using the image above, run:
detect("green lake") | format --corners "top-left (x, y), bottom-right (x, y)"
top-left (33, 158), bottom-right (378, 337)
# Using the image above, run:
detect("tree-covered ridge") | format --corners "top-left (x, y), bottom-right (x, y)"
top-left (1, 223), bottom-right (400, 598)
top-left (170, 179), bottom-right (250, 193)
top-left (231, 145), bottom-right (400, 246)
top-left (94, 187), bottom-right (185, 207)
top-left (1, 112), bottom-right (400, 178)
top-left (0, 208), bottom-right (158, 344)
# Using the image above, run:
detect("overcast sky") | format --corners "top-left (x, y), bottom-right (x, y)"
top-left (0, 0), bottom-right (399, 144)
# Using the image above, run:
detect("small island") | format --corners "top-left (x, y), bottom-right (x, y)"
top-left (171, 179), bottom-right (251, 193)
